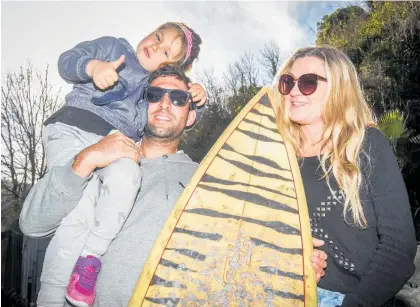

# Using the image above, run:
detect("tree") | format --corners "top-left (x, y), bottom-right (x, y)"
top-left (1, 63), bottom-right (62, 223)
top-left (317, 2), bottom-right (420, 112)
top-left (180, 68), bottom-right (231, 162)
top-left (181, 51), bottom-right (263, 162)
top-left (316, 5), bottom-right (368, 49)
top-left (223, 51), bottom-right (261, 116)
top-left (259, 41), bottom-right (281, 83)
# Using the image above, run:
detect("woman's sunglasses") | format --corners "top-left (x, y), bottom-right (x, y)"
top-left (279, 73), bottom-right (327, 96)
top-left (144, 86), bottom-right (192, 107)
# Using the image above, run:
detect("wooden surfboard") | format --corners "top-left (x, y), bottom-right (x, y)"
top-left (129, 87), bottom-right (316, 307)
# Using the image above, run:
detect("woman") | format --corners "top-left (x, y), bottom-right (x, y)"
top-left (273, 45), bottom-right (416, 307)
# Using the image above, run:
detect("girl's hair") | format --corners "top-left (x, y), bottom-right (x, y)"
top-left (157, 22), bottom-right (202, 71)
top-left (273, 45), bottom-right (376, 228)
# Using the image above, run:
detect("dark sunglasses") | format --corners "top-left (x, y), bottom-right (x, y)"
top-left (144, 86), bottom-right (192, 108)
top-left (279, 73), bottom-right (327, 96)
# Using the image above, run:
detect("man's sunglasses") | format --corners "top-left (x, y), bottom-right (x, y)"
top-left (279, 73), bottom-right (327, 96)
top-left (144, 86), bottom-right (193, 108)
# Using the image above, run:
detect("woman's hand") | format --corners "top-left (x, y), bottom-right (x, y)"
top-left (312, 238), bottom-right (327, 283)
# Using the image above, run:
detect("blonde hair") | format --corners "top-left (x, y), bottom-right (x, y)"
top-left (156, 22), bottom-right (202, 71)
top-left (273, 45), bottom-right (376, 228)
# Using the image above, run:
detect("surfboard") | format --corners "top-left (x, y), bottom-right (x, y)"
top-left (129, 87), bottom-right (316, 307)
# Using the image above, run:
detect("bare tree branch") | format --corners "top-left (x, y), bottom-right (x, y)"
top-left (259, 41), bottom-right (281, 83)
top-left (1, 62), bottom-right (62, 211)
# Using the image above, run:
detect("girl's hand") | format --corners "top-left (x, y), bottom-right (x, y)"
top-left (87, 55), bottom-right (125, 90)
top-left (188, 83), bottom-right (207, 107)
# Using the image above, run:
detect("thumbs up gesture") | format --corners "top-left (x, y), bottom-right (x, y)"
top-left (87, 55), bottom-right (126, 90)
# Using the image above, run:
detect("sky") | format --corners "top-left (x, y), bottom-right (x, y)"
top-left (1, 1), bottom-right (349, 96)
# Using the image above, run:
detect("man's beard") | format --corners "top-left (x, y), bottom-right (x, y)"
top-left (143, 122), bottom-right (184, 142)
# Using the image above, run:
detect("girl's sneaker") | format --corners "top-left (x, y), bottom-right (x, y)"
top-left (65, 255), bottom-right (101, 307)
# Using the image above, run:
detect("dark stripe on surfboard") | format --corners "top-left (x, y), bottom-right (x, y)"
top-left (145, 297), bottom-right (180, 306)
top-left (174, 227), bottom-right (222, 241)
top-left (151, 275), bottom-right (186, 288)
top-left (159, 258), bottom-right (196, 272)
top-left (166, 248), bottom-right (206, 261)
top-left (250, 108), bottom-right (276, 123)
top-left (221, 143), bottom-right (289, 172)
top-left (259, 95), bottom-right (271, 107)
top-left (236, 127), bottom-right (282, 144)
top-left (200, 174), bottom-right (296, 200)
top-left (250, 237), bottom-right (302, 255)
top-left (185, 208), bottom-right (300, 235)
top-left (242, 118), bottom-right (279, 134)
top-left (259, 266), bottom-right (303, 280)
top-left (216, 155), bottom-right (292, 182)
top-left (264, 287), bottom-right (305, 301)
top-left (197, 184), bottom-right (298, 214)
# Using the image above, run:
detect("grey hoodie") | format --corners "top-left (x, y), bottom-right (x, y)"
top-left (20, 152), bottom-right (198, 307)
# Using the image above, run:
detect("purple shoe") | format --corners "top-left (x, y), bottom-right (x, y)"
top-left (65, 255), bottom-right (101, 307)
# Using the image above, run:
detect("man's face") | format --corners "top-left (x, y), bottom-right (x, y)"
top-left (144, 76), bottom-right (196, 141)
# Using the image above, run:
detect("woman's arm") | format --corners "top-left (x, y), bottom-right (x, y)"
top-left (341, 128), bottom-right (417, 307)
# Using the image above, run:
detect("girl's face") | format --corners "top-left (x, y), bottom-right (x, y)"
top-left (136, 27), bottom-right (183, 72)
top-left (282, 56), bottom-right (329, 127)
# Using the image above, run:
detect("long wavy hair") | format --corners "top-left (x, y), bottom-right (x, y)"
top-left (272, 45), bottom-right (376, 228)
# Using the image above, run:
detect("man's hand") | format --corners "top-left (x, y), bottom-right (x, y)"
top-left (188, 82), bottom-right (207, 107)
top-left (72, 132), bottom-right (140, 178)
top-left (311, 238), bottom-right (327, 283)
top-left (87, 55), bottom-right (125, 90)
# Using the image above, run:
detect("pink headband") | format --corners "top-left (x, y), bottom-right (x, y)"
top-left (178, 23), bottom-right (193, 65)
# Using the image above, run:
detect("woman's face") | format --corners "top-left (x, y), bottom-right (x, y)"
top-left (282, 56), bottom-right (328, 127)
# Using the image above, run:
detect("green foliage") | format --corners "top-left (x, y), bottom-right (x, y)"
top-left (317, 6), bottom-right (367, 50)
top-left (378, 110), bottom-right (420, 173)
top-left (378, 110), bottom-right (405, 143)
top-left (362, 2), bottom-right (398, 37)
top-left (226, 85), bottom-right (261, 118)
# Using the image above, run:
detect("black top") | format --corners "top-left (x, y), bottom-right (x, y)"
top-left (299, 127), bottom-right (416, 307)
top-left (44, 106), bottom-right (115, 137)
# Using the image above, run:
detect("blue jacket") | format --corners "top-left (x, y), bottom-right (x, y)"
top-left (53, 36), bottom-right (150, 140)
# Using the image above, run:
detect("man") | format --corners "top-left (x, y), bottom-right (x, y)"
top-left (20, 66), bottom-right (326, 307)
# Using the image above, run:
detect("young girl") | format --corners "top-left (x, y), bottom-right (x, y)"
top-left (38, 22), bottom-right (206, 307)
top-left (273, 45), bottom-right (416, 307)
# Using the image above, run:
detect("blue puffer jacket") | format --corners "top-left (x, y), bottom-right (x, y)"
top-left (55, 36), bottom-right (150, 140)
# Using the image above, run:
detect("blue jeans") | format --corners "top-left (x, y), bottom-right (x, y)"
top-left (318, 287), bottom-right (345, 307)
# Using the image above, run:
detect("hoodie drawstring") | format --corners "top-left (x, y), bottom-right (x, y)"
top-left (163, 154), bottom-right (169, 200)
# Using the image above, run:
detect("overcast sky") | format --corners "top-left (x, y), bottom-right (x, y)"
top-left (2, 1), bottom-right (349, 95)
